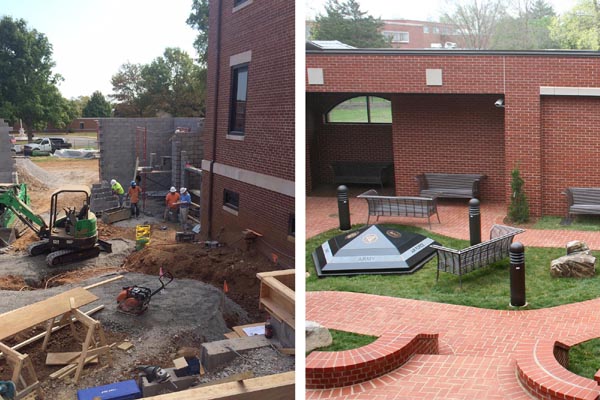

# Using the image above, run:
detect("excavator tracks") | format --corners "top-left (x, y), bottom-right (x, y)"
top-left (27, 240), bottom-right (52, 256)
top-left (46, 246), bottom-right (101, 267)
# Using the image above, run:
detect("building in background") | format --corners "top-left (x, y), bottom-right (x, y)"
top-left (201, 0), bottom-right (295, 266)
top-left (381, 20), bottom-right (464, 49)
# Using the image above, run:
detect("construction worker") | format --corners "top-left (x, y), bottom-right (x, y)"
top-left (177, 187), bottom-right (191, 231)
top-left (110, 179), bottom-right (125, 207)
top-left (164, 186), bottom-right (180, 222)
top-left (126, 181), bottom-right (142, 219)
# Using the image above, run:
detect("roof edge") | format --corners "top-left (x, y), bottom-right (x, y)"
top-left (306, 48), bottom-right (600, 57)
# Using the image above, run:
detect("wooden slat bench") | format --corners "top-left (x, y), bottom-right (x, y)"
top-left (431, 224), bottom-right (525, 287)
top-left (357, 189), bottom-right (440, 229)
top-left (563, 187), bottom-right (600, 219)
top-left (331, 162), bottom-right (393, 190)
top-left (416, 173), bottom-right (485, 199)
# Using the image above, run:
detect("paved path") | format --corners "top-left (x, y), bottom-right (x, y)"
top-left (306, 291), bottom-right (600, 399)
top-left (307, 196), bottom-right (600, 249)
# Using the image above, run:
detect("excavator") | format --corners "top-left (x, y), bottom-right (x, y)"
top-left (0, 183), bottom-right (111, 266)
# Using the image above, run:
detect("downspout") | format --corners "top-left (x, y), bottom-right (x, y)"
top-left (207, 0), bottom-right (223, 240)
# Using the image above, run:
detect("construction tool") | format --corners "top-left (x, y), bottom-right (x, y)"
top-left (116, 272), bottom-right (173, 315)
top-left (137, 365), bottom-right (178, 390)
top-left (0, 381), bottom-right (15, 400)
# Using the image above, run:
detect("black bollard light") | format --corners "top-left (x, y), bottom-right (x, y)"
top-left (337, 185), bottom-right (351, 231)
top-left (469, 198), bottom-right (481, 246)
top-left (510, 242), bottom-right (526, 307)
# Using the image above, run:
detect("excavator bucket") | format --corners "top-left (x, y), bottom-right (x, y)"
top-left (0, 227), bottom-right (16, 247)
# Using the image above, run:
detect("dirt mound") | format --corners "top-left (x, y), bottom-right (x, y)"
top-left (122, 244), bottom-right (280, 321)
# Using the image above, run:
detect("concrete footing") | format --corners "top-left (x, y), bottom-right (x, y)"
top-left (201, 335), bottom-right (271, 371)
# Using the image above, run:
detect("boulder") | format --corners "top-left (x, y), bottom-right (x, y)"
top-left (566, 240), bottom-right (591, 255)
top-left (306, 320), bottom-right (332, 352)
top-left (550, 253), bottom-right (596, 278)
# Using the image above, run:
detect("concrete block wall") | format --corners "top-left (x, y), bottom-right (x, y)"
top-left (98, 118), bottom-right (203, 194)
top-left (0, 120), bottom-right (15, 183)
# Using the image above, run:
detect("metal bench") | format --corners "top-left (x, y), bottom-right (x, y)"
top-left (416, 173), bottom-right (485, 199)
top-left (332, 162), bottom-right (393, 190)
top-left (357, 189), bottom-right (440, 229)
top-left (563, 187), bottom-right (600, 219)
top-left (431, 224), bottom-right (525, 287)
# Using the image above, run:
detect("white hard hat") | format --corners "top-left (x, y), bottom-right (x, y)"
top-left (170, 186), bottom-right (176, 193)
top-left (180, 187), bottom-right (186, 193)
top-left (110, 179), bottom-right (116, 185)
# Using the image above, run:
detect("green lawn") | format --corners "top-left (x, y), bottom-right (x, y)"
top-left (568, 338), bottom-right (600, 379)
top-left (306, 224), bottom-right (600, 310)
top-left (533, 215), bottom-right (600, 231)
top-left (314, 329), bottom-right (378, 353)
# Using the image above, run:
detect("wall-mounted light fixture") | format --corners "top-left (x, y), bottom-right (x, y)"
top-left (495, 98), bottom-right (505, 108)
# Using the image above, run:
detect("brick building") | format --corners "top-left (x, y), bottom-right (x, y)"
top-left (306, 48), bottom-right (600, 218)
top-left (200, 0), bottom-right (295, 266)
top-left (381, 20), bottom-right (464, 49)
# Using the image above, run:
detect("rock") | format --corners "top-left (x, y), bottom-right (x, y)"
top-left (306, 320), bottom-right (332, 352)
top-left (566, 240), bottom-right (591, 255)
top-left (551, 253), bottom-right (596, 277)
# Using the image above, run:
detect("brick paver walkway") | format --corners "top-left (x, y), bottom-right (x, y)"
top-left (306, 191), bottom-right (600, 399)
top-left (306, 291), bottom-right (600, 399)
top-left (307, 195), bottom-right (600, 249)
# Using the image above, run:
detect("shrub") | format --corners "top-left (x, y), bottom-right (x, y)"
top-left (508, 165), bottom-right (530, 223)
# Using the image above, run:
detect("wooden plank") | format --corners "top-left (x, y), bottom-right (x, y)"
top-left (224, 332), bottom-right (240, 339)
top-left (144, 371), bottom-right (294, 399)
top-left (84, 275), bottom-right (123, 290)
top-left (261, 277), bottom-right (295, 304)
top-left (173, 357), bottom-right (188, 369)
top-left (0, 288), bottom-right (98, 340)
top-left (117, 341), bottom-right (134, 351)
top-left (46, 352), bottom-right (98, 366)
top-left (260, 298), bottom-right (294, 329)
top-left (0, 306), bottom-right (104, 359)
top-left (196, 371), bottom-right (254, 388)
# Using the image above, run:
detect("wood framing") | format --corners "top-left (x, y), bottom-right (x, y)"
top-left (145, 371), bottom-right (294, 399)
top-left (256, 270), bottom-right (295, 329)
top-left (0, 342), bottom-right (43, 400)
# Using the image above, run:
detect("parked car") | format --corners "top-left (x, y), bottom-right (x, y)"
top-left (48, 137), bottom-right (72, 151)
top-left (24, 137), bottom-right (72, 155)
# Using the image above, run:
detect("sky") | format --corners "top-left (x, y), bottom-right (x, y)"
top-left (1, 0), bottom-right (199, 99)
top-left (305, 0), bottom-right (579, 21)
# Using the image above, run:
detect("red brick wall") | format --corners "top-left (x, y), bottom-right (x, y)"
top-left (206, 174), bottom-right (294, 267)
top-left (202, 0), bottom-right (294, 259)
top-left (391, 94), bottom-right (505, 201)
top-left (307, 52), bottom-right (600, 216)
top-left (541, 96), bottom-right (600, 215)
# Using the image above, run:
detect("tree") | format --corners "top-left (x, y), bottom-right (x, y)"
top-left (82, 91), bottom-right (112, 117)
top-left (110, 49), bottom-right (205, 117)
top-left (549, 0), bottom-right (600, 50)
top-left (442, 0), bottom-right (508, 49)
top-left (187, 0), bottom-right (209, 65)
top-left (508, 165), bottom-right (530, 223)
top-left (491, 0), bottom-right (557, 49)
top-left (142, 48), bottom-right (206, 117)
top-left (110, 62), bottom-right (148, 117)
top-left (0, 16), bottom-right (71, 139)
top-left (312, 0), bottom-right (389, 48)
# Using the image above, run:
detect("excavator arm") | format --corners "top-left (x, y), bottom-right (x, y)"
top-left (0, 184), bottom-right (49, 239)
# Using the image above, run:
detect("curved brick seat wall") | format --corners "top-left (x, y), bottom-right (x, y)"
top-left (516, 337), bottom-right (599, 400)
top-left (306, 331), bottom-right (438, 389)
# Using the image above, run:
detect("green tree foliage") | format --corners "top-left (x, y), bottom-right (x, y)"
top-left (491, 0), bottom-right (557, 49)
top-left (508, 165), bottom-right (530, 223)
top-left (186, 0), bottom-right (209, 65)
top-left (111, 62), bottom-right (147, 117)
top-left (82, 91), bottom-right (111, 117)
top-left (0, 16), bottom-right (73, 139)
top-left (111, 49), bottom-right (205, 117)
top-left (549, 0), bottom-right (600, 49)
top-left (312, 0), bottom-right (389, 48)
top-left (442, 0), bottom-right (507, 49)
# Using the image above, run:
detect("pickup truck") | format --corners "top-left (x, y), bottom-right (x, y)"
top-left (23, 137), bottom-right (72, 156)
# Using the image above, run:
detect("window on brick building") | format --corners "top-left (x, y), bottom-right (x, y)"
top-left (423, 26), bottom-right (430, 33)
top-left (326, 96), bottom-right (392, 124)
top-left (79, 122), bottom-right (84, 129)
top-left (234, 0), bottom-right (249, 6)
top-left (223, 189), bottom-right (239, 211)
top-left (382, 31), bottom-right (409, 43)
top-left (229, 64), bottom-right (248, 135)
top-left (288, 214), bottom-right (295, 237)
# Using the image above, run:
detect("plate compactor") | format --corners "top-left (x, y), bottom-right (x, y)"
top-left (116, 272), bottom-right (173, 315)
